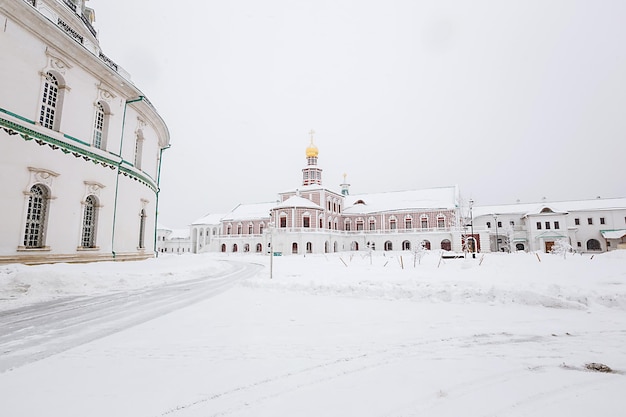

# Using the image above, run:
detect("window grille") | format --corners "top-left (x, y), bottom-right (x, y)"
top-left (24, 185), bottom-right (48, 248)
top-left (40, 73), bottom-right (58, 129)
top-left (81, 195), bottom-right (97, 247)
top-left (93, 103), bottom-right (105, 149)
top-left (138, 209), bottom-right (146, 248)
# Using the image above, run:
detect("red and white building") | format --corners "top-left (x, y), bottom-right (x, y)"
top-left (190, 137), bottom-right (484, 255)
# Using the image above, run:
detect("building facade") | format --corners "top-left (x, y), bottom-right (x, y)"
top-left (473, 200), bottom-right (626, 253)
top-left (0, 0), bottom-right (170, 264)
top-left (191, 138), bottom-right (486, 256)
top-left (190, 136), bottom-right (626, 256)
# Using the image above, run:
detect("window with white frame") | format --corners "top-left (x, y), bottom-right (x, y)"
top-left (138, 209), bottom-right (147, 249)
top-left (134, 133), bottom-right (144, 169)
top-left (40, 72), bottom-right (60, 130)
top-left (421, 216), bottom-right (428, 228)
top-left (405, 216), bottom-right (412, 229)
top-left (437, 215), bottom-right (445, 228)
top-left (81, 195), bottom-right (98, 248)
top-left (93, 102), bottom-right (106, 149)
top-left (24, 184), bottom-right (49, 248)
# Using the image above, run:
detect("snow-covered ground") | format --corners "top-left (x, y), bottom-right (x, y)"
top-left (1, 250), bottom-right (625, 416)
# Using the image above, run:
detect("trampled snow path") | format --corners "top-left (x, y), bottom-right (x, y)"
top-left (0, 260), bottom-right (262, 372)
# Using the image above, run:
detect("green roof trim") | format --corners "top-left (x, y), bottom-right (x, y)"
top-left (1, 112), bottom-right (157, 193)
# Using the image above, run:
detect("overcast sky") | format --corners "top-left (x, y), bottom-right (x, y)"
top-left (88, 0), bottom-right (626, 228)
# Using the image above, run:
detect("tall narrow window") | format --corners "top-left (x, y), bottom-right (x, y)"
top-left (138, 209), bottom-right (146, 249)
top-left (93, 102), bottom-right (105, 149)
top-left (24, 184), bottom-right (49, 248)
top-left (134, 134), bottom-right (144, 169)
top-left (405, 218), bottom-right (412, 229)
top-left (303, 216), bottom-right (310, 228)
top-left (81, 195), bottom-right (98, 248)
top-left (421, 216), bottom-right (428, 229)
top-left (389, 218), bottom-right (397, 230)
top-left (437, 216), bottom-right (445, 228)
top-left (40, 72), bottom-right (59, 129)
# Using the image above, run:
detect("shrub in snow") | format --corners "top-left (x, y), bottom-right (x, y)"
top-left (550, 239), bottom-right (573, 258)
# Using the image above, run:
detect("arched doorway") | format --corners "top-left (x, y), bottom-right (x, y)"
top-left (422, 240), bottom-right (431, 250)
top-left (586, 239), bottom-right (601, 251)
top-left (402, 240), bottom-right (411, 250)
top-left (351, 241), bottom-right (359, 251)
top-left (221, 244), bottom-right (226, 252)
top-left (292, 242), bottom-right (298, 254)
top-left (384, 241), bottom-right (393, 251)
top-left (306, 242), bottom-right (312, 253)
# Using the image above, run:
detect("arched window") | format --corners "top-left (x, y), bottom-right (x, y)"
top-left (422, 240), bottom-right (431, 250)
top-left (244, 243), bottom-right (250, 252)
top-left (325, 241), bottom-right (330, 253)
top-left (134, 131), bottom-right (144, 169)
top-left (333, 242), bottom-right (338, 252)
top-left (237, 224), bottom-right (242, 234)
top-left (138, 209), bottom-right (147, 249)
top-left (384, 241), bottom-right (393, 251)
top-left (306, 242), bottom-right (312, 253)
top-left (248, 224), bottom-right (253, 234)
top-left (389, 217), bottom-right (397, 230)
top-left (402, 240), bottom-right (411, 250)
top-left (259, 224), bottom-right (264, 234)
top-left (256, 243), bottom-right (262, 252)
top-left (92, 102), bottom-right (108, 149)
top-left (420, 215), bottom-right (428, 229)
top-left (23, 184), bottom-right (49, 248)
top-left (81, 195), bottom-right (98, 248)
top-left (292, 242), bottom-right (298, 254)
top-left (441, 239), bottom-right (451, 251)
top-left (351, 241), bottom-right (359, 251)
top-left (226, 225), bottom-right (232, 235)
top-left (515, 243), bottom-right (525, 251)
top-left (221, 244), bottom-right (226, 252)
top-left (40, 72), bottom-right (60, 130)
top-left (232, 243), bottom-right (238, 252)
top-left (586, 239), bottom-right (601, 251)
top-left (437, 215), bottom-right (446, 229)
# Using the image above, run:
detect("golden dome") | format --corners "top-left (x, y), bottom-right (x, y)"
top-left (306, 143), bottom-right (319, 158)
top-left (306, 129), bottom-right (318, 157)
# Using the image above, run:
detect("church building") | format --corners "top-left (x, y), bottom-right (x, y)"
top-left (191, 134), bottom-right (482, 256)
top-left (0, 0), bottom-right (170, 264)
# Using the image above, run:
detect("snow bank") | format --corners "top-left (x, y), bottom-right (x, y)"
top-left (0, 254), bottom-right (231, 310)
top-left (242, 250), bottom-right (626, 311)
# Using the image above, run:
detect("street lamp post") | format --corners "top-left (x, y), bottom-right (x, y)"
top-left (469, 198), bottom-right (475, 258)
top-left (494, 215), bottom-right (499, 252)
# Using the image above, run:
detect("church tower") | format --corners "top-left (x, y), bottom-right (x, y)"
top-left (302, 130), bottom-right (322, 186)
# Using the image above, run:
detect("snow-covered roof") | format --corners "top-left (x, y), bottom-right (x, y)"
top-left (600, 229), bottom-right (626, 239)
top-left (273, 195), bottom-right (323, 210)
top-left (343, 186), bottom-right (459, 215)
top-left (191, 213), bottom-right (225, 225)
top-left (279, 185), bottom-right (343, 197)
top-left (221, 201), bottom-right (275, 222)
top-left (169, 229), bottom-right (190, 239)
top-left (473, 197), bottom-right (626, 218)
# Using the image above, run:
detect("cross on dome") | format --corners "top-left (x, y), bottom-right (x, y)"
top-left (306, 129), bottom-right (319, 158)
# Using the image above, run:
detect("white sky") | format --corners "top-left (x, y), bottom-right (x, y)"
top-left (87, 0), bottom-right (626, 228)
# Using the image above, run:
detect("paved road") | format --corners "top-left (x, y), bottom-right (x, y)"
top-left (0, 260), bottom-right (262, 373)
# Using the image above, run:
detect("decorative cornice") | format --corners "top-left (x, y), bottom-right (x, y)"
top-left (0, 111), bottom-right (158, 193)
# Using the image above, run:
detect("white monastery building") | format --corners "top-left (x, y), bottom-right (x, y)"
top-left (188, 135), bottom-right (626, 256)
top-left (0, 0), bottom-right (170, 264)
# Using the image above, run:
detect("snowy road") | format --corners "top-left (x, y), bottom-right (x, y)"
top-left (0, 260), bottom-right (262, 372)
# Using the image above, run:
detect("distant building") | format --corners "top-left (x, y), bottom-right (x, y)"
top-left (0, 0), bottom-right (170, 264)
top-left (156, 226), bottom-right (192, 255)
top-left (191, 135), bottom-right (626, 256)
top-left (473, 200), bottom-right (626, 253)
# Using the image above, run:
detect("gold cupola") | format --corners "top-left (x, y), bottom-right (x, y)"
top-left (306, 129), bottom-right (319, 158)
